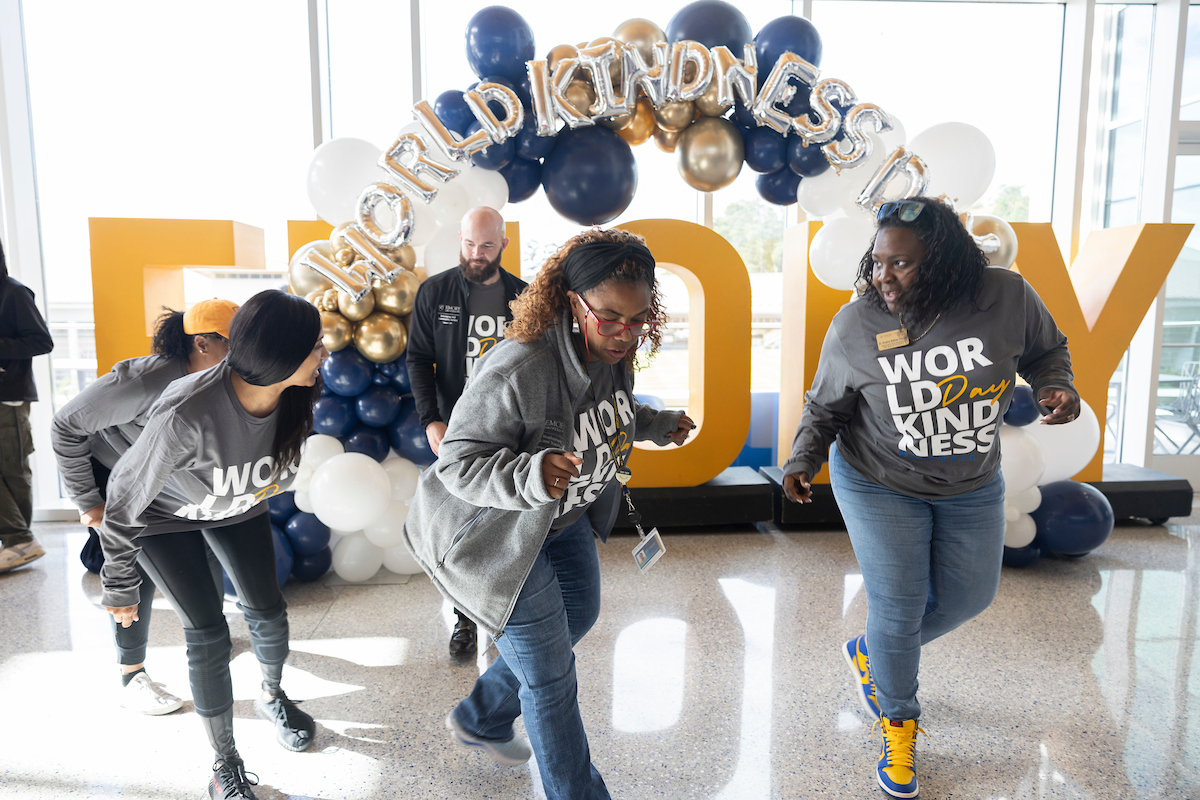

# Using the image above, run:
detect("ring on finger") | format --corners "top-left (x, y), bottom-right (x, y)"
top-left (554, 477), bottom-right (559, 487)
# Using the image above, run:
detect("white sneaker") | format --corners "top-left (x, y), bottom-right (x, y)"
top-left (120, 672), bottom-right (184, 715)
top-left (0, 539), bottom-right (45, 573)
top-left (446, 713), bottom-right (531, 765)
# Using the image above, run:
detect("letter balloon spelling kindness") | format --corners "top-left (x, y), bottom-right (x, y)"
top-left (298, 3), bottom-right (996, 295)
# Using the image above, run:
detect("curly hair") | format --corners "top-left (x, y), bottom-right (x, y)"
top-left (507, 228), bottom-right (665, 369)
top-left (150, 308), bottom-right (225, 362)
top-left (854, 196), bottom-right (989, 325)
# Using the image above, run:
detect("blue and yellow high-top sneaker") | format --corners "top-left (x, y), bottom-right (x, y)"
top-left (842, 636), bottom-right (880, 719)
top-left (875, 716), bottom-right (924, 798)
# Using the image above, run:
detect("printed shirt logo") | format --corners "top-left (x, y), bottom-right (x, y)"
top-left (437, 304), bottom-right (461, 325)
top-left (464, 314), bottom-right (507, 382)
top-left (555, 390), bottom-right (635, 519)
top-left (877, 336), bottom-right (1008, 461)
top-left (172, 457), bottom-right (295, 521)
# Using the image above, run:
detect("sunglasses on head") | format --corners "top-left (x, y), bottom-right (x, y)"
top-left (877, 200), bottom-right (926, 223)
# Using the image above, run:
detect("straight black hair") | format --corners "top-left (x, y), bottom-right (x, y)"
top-left (227, 290), bottom-right (322, 480)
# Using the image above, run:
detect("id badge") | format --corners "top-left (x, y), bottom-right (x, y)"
top-left (876, 328), bottom-right (909, 350)
top-left (632, 528), bottom-right (666, 573)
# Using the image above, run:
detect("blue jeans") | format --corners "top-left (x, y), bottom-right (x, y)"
top-left (830, 445), bottom-right (1006, 721)
top-left (452, 514), bottom-right (610, 800)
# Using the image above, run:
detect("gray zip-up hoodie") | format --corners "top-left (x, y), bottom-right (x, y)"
top-left (402, 314), bottom-right (683, 636)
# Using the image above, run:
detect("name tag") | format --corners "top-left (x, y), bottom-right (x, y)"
top-left (876, 328), bottom-right (909, 351)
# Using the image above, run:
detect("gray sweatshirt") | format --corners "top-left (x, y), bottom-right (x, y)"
top-left (50, 355), bottom-right (187, 514)
top-left (98, 363), bottom-right (298, 608)
top-left (783, 267), bottom-right (1076, 499)
top-left (402, 314), bottom-right (684, 636)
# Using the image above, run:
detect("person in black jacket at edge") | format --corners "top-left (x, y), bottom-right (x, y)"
top-left (407, 206), bottom-right (527, 659)
top-left (0, 237), bottom-right (54, 573)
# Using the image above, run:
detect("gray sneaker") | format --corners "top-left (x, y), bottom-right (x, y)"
top-left (0, 539), bottom-right (44, 573)
top-left (446, 713), bottom-right (532, 765)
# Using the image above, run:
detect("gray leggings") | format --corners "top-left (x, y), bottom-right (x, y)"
top-left (137, 513), bottom-right (289, 717)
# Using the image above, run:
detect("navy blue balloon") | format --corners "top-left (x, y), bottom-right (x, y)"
top-left (467, 121), bottom-right (516, 170)
top-left (500, 156), bottom-right (542, 203)
top-left (284, 512), bottom-right (332, 558)
top-left (1004, 385), bottom-right (1041, 426)
top-left (313, 394), bottom-right (357, 437)
top-left (322, 348), bottom-right (373, 397)
top-left (389, 358), bottom-right (412, 395)
top-left (376, 357), bottom-right (402, 378)
top-left (320, 384), bottom-right (333, 397)
top-left (1031, 481), bottom-right (1115, 557)
top-left (542, 126), bottom-right (637, 225)
top-left (271, 524), bottom-right (294, 589)
top-left (371, 372), bottom-right (390, 386)
top-left (388, 399), bottom-right (436, 467)
top-left (291, 547), bottom-right (333, 582)
top-left (755, 16), bottom-right (823, 84)
top-left (515, 111), bottom-right (557, 160)
top-left (1003, 543), bottom-right (1042, 568)
top-left (743, 126), bottom-right (788, 174)
top-left (756, 166), bottom-right (802, 206)
top-left (356, 384), bottom-right (402, 428)
top-left (788, 136), bottom-right (831, 178)
top-left (666, 0), bottom-right (753, 53)
top-left (267, 491), bottom-right (298, 527)
top-left (634, 393), bottom-right (666, 411)
top-left (432, 90), bottom-right (475, 139)
top-left (465, 6), bottom-right (536, 84)
top-left (732, 98), bottom-right (757, 129)
top-left (343, 424), bottom-right (391, 463)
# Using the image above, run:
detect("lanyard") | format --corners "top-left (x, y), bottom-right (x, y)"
top-left (585, 363), bottom-right (649, 539)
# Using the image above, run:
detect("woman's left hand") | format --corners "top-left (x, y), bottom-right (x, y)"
top-left (1039, 388), bottom-right (1081, 425)
top-left (667, 414), bottom-right (696, 446)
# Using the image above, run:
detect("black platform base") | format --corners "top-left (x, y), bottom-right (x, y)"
top-left (612, 466), bottom-right (774, 529)
top-left (758, 463), bottom-right (1194, 528)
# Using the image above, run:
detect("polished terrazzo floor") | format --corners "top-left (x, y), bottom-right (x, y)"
top-left (1, 513), bottom-right (1198, 799)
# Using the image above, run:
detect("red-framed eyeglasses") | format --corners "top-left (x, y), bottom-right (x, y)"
top-left (577, 295), bottom-right (658, 337)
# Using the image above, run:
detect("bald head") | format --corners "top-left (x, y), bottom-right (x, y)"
top-left (459, 206), bottom-right (509, 285)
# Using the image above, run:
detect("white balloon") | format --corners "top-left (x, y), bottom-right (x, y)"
top-left (1004, 511), bottom-right (1037, 548)
top-left (306, 138), bottom-right (384, 226)
top-left (1004, 502), bottom-right (1020, 523)
top-left (798, 170), bottom-right (849, 217)
top-left (423, 224), bottom-right (463, 276)
top-left (382, 457), bottom-right (421, 503)
top-left (329, 528), bottom-right (357, 550)
top-left (383, 544), bottom-right (423, 576)
top-left (454, 164), bottom-right (509, 210)
top-left (293, 489), bottom-right (314, 513)
top-left (1024, 399), bottom-right (1102, 485)
top-left (808, 213), bottom-right (876, 290)
top-left (998, 424), bottom-right (1046, 495)
top-left (363, 500), bottom-right (410, 549)
top-left (1007, 485), bottom-right (1042, 514)
top-left (906, 122), bottom-right (996, 208)
top-left (431, 182), bottom-right (470, 227)
top-left (331, 532), bottom-right (384, 583)
top-left (309, 452), bottom-right (392, 531)
top-left (302, 435), bottom-right (345, 470)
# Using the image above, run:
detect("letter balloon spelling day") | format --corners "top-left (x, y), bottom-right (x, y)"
top-left (285, 1), bottom-right (1029, 581)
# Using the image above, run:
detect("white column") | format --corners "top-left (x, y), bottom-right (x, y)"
top-left (1051, 0), bottom-right (1096, 265)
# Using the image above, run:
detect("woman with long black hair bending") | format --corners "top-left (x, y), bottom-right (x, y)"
top-left (97, 290), bottom-right (328, 800)
top-left (53, 300), bottom-right (236, 716)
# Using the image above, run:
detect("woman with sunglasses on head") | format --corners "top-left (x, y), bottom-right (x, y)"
top-left (52, 300), bottom-right (236, 716)
top-left (783, 197), bottom-right (1078, 798)
top-left (404, 228), bottom-right (694, 800)
top-left (97, 290), bottom-right (328, 800)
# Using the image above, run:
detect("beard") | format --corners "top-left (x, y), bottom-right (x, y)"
top-left (459, 251), bottom-right (502, 284)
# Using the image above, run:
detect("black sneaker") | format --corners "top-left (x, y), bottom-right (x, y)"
top-left (254, 691), bottom-right (315, 752)
top-left (208, 755), bottom-right (259, 799)
top-left (449, 611), bottom-right (478, 660)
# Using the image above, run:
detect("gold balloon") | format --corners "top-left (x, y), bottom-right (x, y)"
top-left (618, 98), bottom-right (656, 146)
top-left (547, 43), bottom-right (578, 72)
top-left (304, 290), bottom-right (324, 305)
top-left (288, 240), bottom-right (334, 296)
top-left (320, 311), bottom-right (353, 353)
top-left (329, 222), bottom-right (354, 253)
top-left (373, 270), bottom-right (419, 317)
top-left (564, 79), bottom-right (596, 115)
top-left (337, 287), bottom-right (376, 322)
top-left (599, 108), bottom-right (635, 131)
top-left (354, 312), bottom-right (408, 364)
top-left (655, 100), bottom-right (695, 132)
top-left (385, 243), bottom-right (416, 270)
top-left (612, 18), bottom-right (666, 64)
top-left (971, 214), bottom-right (1020, 269)
top-left (587, 36), bottom-right (624, 82)
top-left (322, 288), bottom-right (340, 311)
top-left (677, 117), bottom-right (744, 192)
top-left (414, 266), bottom-right (429, 283)
top-left (695, 77), bottom-right (731, 117)
top-left (654, 126), bottom-right (684, 153)
top-left (335, 248), bottom-right (356, 268)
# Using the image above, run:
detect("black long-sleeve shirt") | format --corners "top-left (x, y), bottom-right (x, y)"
top-left (0, 277), bottom-right (53, 402)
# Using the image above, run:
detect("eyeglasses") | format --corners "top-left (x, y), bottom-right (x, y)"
top-left (877, 200), bottom-right (926, 223)
top-left (577, 295), bottom-right (657, 338)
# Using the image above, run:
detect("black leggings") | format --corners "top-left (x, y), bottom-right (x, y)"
top-left (137, 512), bottom-right (289, 718)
